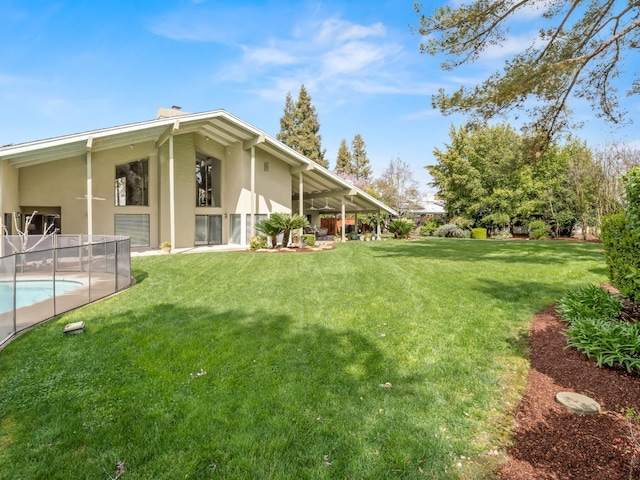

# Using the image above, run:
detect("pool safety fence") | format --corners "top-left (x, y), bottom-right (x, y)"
top-left (0, 235), bottom-right (131, 348)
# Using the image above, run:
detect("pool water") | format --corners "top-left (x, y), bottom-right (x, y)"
top-left (0, 280), bottom-right (83, 313)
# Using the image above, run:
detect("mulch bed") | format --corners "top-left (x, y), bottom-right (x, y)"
top-left (497, 305), bottom-right (640, 479)
top-left (252, 243), bottom-right (336, 253)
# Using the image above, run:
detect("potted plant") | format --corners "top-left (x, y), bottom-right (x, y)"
top-left (161, 241), bottom-right (171, 254)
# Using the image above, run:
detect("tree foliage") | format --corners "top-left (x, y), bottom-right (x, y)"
top-left (335, 139), bottom-right (352, 175)
top-left (428, 123), bottom-right (623, 236)
top-left (374, 157), bottom-right (421, 215)
top-left (334, 134), bottom-right (373, 180)
top-left (350, 134), bottom-right (373, 180)
top-left (277, 85), bottom-right (328, 167)
top-left (414, 0), bottom-right (640, 143)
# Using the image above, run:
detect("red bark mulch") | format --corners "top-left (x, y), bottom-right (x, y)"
top-left (497, 305), bottom-right (640, 479)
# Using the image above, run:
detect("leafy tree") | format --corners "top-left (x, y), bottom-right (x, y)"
top-left (277, 85), bottom-right (328, 167)
top-left (429, 122), bottom-right (620, 236)
top-left (414, 1), bottom-right (640, 143)
top-left (335, 139), bottom-right (352, 175)
top-left (428, 123), bottom-right (525, 228)
top-left (591, 142), bottom-right (640, 223)
top-left (565, 141), bottom-right (602, 239)
top-left (374, 157), bottom-right (421, 215)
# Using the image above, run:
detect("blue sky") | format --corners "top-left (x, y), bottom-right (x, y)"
top-left (1, 0), bottom-right (639, 191)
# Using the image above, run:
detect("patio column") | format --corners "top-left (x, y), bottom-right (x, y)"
top-left (250, 146), bottom-right (256, 242)
top-left (377, 211), bottom-right (381, 238)
top-left (355, 212), bottom-right (358, 238)
top-left (341, 196), bottom-right (346, 242)
top-left (86, 137), bottom-right (93, 237)
top-left (299, 172), bottom-right (304, 245)
top-left (169, 133), bottom-right (176, 250)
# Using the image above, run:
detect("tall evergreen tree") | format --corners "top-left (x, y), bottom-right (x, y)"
top-left (277, 85), bottom-right (328, 168)
top-left (335, 139), bottom-right (352, 174)
top-left (277, 92), bottom-right (296, 148)
top-left (351, 134), bottom-right (372, 180)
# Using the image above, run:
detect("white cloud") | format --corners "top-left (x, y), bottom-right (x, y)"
top-left (320, 41), bottom-right (391, 77)
top-left (242, 46), bottom-right (296, 66)
top-left (315, 18), bottom-right (386, 44)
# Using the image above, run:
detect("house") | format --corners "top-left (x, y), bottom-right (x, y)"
top-left (0, 107), bottom-right (395, 251)
top-left (410, 193), bottom-right (446, 224)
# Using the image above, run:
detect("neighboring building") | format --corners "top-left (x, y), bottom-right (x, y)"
top-left (412, 194), bottom-right (446, 221)
top-left (0, 108), bottom-right (395, 250)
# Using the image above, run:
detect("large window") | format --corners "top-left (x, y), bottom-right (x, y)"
top-left (115, 158), bottom-right (148, 206)
top-left (196, 153), bottom-right (221, 207)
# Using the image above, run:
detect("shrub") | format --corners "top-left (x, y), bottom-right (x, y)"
top-left (528, 220), bottom-right (550, 239)
top-left (602, 212), bottom-right (640, 301)
top-left (557, 285), bottom-right (622, 324)
top-left (471, 228), bottom-right (487, 239)
top-left (564, 317), bottom-right (640, 373)
top-left (388, 218), bottom-right (416, 239)
top-left (558, 285), bottom-right (639, 373)
top-left (419, 219), bottom-right (442, 237)
top-left (450, 216), bottom-right (474, 230)
top-left (433, 224), bottom-right (466, 238)
top-left (249, 235), bottom-right (268, 250)
top-left (490, 228), bottom-right (513, 239)
top-left (302, 234), bottom-right (315, 247)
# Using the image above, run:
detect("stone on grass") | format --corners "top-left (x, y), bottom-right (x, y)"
top-left (63, 321), bottom-right (85, 335)
top-left (555, 391), bottom-right (601, 415)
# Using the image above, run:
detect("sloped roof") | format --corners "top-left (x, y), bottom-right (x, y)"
top-left (0, 109), bottom-right (395, 215)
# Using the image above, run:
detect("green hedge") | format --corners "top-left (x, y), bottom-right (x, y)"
top-left (302, 234), bottom-right (315, 247)
top-left (471, 227), bottom-right (487, 239)
top-left (601, 213), bottom-right (640, 300)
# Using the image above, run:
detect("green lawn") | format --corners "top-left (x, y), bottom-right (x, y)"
top-left (0, 238), bottom-right (607, 479)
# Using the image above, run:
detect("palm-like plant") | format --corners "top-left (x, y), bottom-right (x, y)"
top-left (272, 213), bottom-right (309, 247)
top-left (255, 217), bottom-right (283, 249)
top-left (387, 218), bottom-right (416, 239)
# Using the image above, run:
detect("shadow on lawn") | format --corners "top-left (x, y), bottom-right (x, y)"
top-left (371, 238), bottom-right (604, 265)
top-left (23, 303), bottom-right (457, 477)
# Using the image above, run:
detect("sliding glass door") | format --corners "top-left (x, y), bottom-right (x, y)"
top-left (195, 215), bottom-right (222, 245)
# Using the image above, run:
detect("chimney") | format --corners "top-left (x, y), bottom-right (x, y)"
top-left (157, 106), bottom-right (189, 119)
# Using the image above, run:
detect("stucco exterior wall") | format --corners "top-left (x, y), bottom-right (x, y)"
top-left (158, 133), bottom-right (197, 248)
top-left (256, 150), bottom-right (292, 215)
top-left (3, 129), bottom-right (298, 249)
top-left (19, 156), bottom-right (86, 233)
top-left (1, 160), bottom-right (20, 223)
top-left (90, 141), bottom-right (158, 242)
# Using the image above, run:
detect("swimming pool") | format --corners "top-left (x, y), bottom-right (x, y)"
top-left (0, 280), bottom-right (83, 314)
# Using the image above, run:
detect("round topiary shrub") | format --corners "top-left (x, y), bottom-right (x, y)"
top-left (471, 227), bottom-right (487, 239)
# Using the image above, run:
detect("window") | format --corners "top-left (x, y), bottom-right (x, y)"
top-left (196, 153), bottom-right (221, 207)
top-left (115, 158), bottom-right (148, 206)
top-left (115, 214), bottom-right (150, 246)
top-left (247, 214), bottom-right (267, 241)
